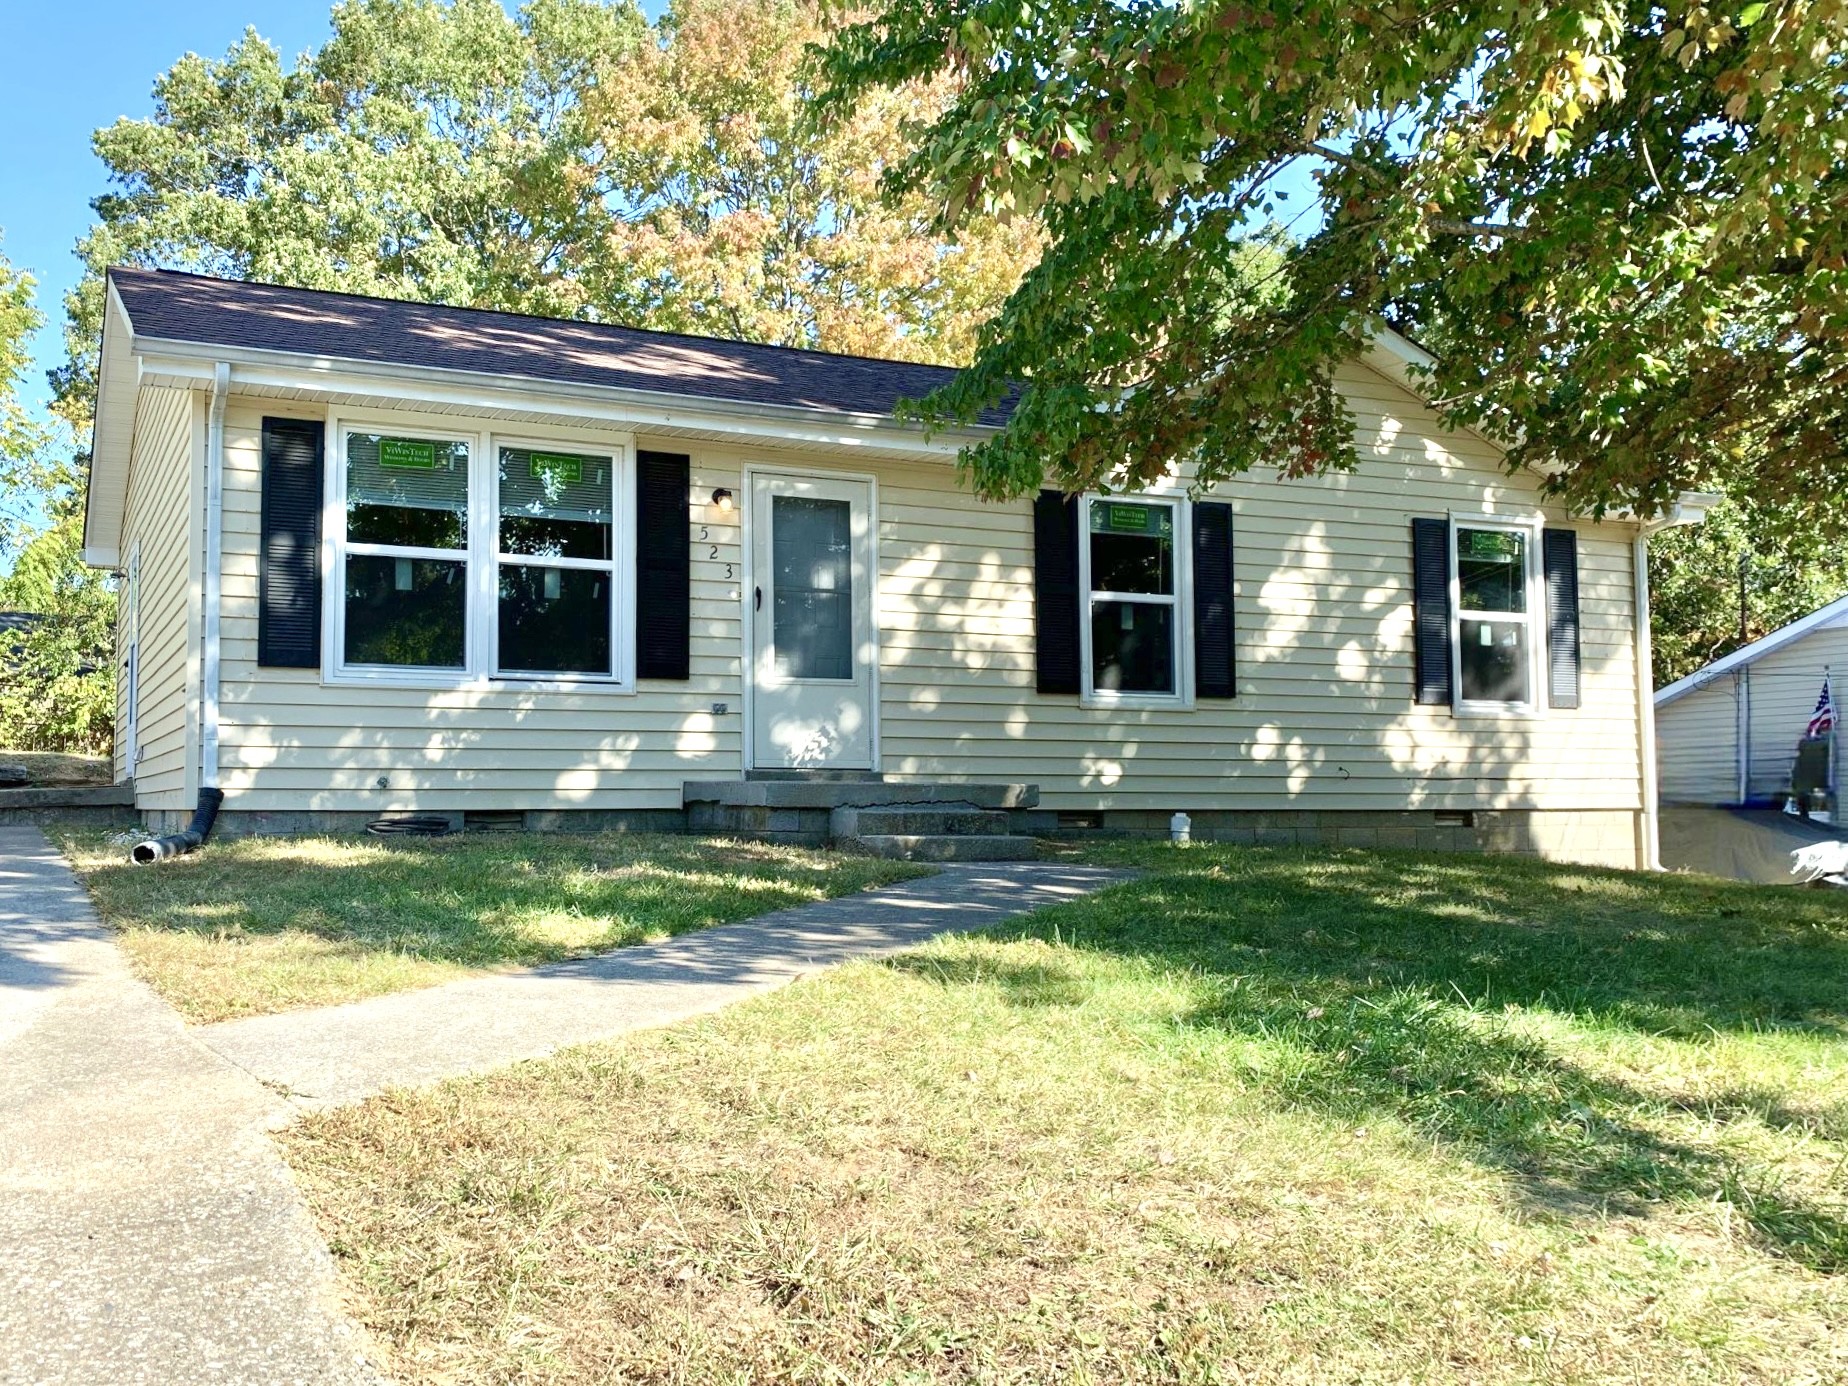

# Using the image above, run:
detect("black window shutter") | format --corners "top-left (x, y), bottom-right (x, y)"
top-left (1192, 501), bottom-right (1236, 699)
top-left (258, 417), bottom-right (324, 668)
top-left (1543, 527), bottom-right (1582, 709)
top-left (635, 450), bottom-right (691, 680)
top-left (1032, 489), bottom-right (1081, 695)
top-left (1410, 517), bottom-right (1452, 705)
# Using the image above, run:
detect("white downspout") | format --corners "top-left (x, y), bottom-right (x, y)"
top-left (1633, 528), bottom-right (1664, 870)
top-left (202, 362), bottom-right (230, 791)
top-left (1633, 493), bottom-right (1719, 870)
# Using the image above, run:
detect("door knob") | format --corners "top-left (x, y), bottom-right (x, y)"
top-left (754, 586), bottom-right (763, 611)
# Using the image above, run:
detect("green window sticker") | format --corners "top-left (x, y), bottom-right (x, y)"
top-left (378, 438), bottom-right (439, 470)
top-left (529, 452), bottom-right (584, 484)
top-left (1467, 530), bottom-right (1522, 562)
top-left (1091, 501), bottom-right (1173, 538)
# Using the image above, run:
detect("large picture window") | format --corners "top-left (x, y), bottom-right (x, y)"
top-left (1079, 494), bottom-right (1189, 702)
top-left (329, 421), bottom-right (634, 689)
top-left (1451, 521), bottom-right (1539, 710)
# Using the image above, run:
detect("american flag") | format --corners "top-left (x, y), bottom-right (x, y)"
top-left (1808, 673), bottom-right (1835, 738)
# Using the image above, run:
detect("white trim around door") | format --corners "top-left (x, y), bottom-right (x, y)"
top-left (741, 465), bottom-right (881, 772)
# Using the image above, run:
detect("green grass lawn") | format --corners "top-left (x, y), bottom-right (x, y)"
top-left (57, 831), bottom-right (927, 1023)
top-left (284, 843), bottom-right (1848, 1384)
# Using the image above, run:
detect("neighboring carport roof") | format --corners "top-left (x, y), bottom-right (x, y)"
top-left (107, 266), bottom-right (1012, 427)
top-left (1655, 591), bottom-right (1848, 707)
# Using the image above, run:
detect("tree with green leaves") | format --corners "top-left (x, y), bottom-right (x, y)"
top-left (0, 521), bottom-right (117, 755)
top-left (0, 237), bottom-right (53, 563)
top-left (1650, 498), bottom-right (1848, 685)
top-left (0, 238), bottom-right (114, 754)
top-left (816, 0), bottom-right (1848, 529)
top-left (56, 0), bottom-right (1039, 423)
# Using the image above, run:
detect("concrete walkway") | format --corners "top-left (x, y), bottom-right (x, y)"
top-left (0, 832), bottom-right (1126, 1382)
top-left (200, 863), bottom-right (1128, 1107)
top-left (0, 826), bottom-right (379, 1386)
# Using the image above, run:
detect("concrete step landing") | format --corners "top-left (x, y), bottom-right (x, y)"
top-left (685, 778), bottom-right (1040, 859)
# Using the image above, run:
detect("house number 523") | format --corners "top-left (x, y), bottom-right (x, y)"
top-left (696, 525), bottom-right (734, 579)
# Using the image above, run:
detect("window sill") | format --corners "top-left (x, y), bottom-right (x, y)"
top-left (1451, 700), bottom-right (1543, 720)
top-left (323, 669), bottom-right (637, 696)
top-left (1080, 691), bottom-right (1196, 713)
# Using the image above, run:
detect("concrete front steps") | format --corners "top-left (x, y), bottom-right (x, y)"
top-left (683, 777), bottom-right (1041, 860)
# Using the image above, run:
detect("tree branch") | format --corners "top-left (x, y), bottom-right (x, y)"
top-left (1283, 143), bottom-right (1535, 240)
top-left (1426, 217), bottom-right (1538, 241)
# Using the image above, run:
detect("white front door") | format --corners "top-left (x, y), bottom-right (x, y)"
top-left (749, 471), bottom-right (876, 770)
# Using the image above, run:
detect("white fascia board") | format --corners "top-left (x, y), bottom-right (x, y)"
top-left (1361, 321), bottom-right (1438, 375)
top-left (131, 337), bottom-right (994, 460)
top-left (1655, 589), bottom-right (1848, 708)
top-left (82, 280), bottom-right (145, 568)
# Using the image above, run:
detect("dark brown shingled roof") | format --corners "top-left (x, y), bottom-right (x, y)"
top-left (108, 266), bottom-right (1011, 426)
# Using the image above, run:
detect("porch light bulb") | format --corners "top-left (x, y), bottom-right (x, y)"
top-left (711, 488), bottom-right (735, 512)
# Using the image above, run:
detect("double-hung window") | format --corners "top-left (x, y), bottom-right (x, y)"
top-left (1079, 494), bottom-right (1189, 703)
top-left (341, 431), bottom-right (471, 672)
top-left (495, 444), bottom-right (619, 678)
top-left (330, 421), bottom-right (634, 688)
top-left (1451, 520), bottom-right (1540, 711)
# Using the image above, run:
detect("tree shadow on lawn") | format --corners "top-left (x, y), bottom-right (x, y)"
top-left (892, 846), bottom-right (1848, 1273)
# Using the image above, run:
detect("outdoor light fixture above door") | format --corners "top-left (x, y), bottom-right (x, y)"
top-left (710, 488), bottom-right (735, 512)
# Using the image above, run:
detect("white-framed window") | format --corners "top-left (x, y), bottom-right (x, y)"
top-left (1078, 492), bottom-right (1192, 706)
top-left (336, 425), bottom-right (473, 677)
top-left (1449, 516), bottom-right (1542, 713)
top-left (326, 417), bottom-right (635, 690)
top-left (492, 439), bottom-right (629, 683)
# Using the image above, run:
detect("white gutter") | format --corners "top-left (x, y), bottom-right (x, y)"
top-left (1633, 492), bottom-right (1720, 869)
top-left (201, 362), bottom-right (230, 792)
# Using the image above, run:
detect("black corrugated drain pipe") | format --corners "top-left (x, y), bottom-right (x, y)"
top-left (131, 787), bottom-right (226, 865)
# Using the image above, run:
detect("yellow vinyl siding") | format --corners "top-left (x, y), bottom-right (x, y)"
top-left (114, 387), bottom-right (197, 808)
top-left (215, 404), bottom-right (742, 814)
top-left (875, 360), bottom-right (1642, 826)
top-left (202, 356), bottom-right (1641, 857)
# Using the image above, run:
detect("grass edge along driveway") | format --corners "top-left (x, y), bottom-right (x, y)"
top-left (56, 830), bottom-right (928, 1024)
top-left (283, 841), bottom-right (1848, 1385)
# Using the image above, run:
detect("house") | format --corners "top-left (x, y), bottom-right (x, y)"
top-left (1656, 593), bottom-right (1848, 811)
top-left (83, 267), bottom-right (1704, 867)
top-left (0, 609), bottom-right (45, 655)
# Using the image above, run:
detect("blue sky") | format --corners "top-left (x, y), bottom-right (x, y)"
top-left (2, 4), bottom-right (350, 416)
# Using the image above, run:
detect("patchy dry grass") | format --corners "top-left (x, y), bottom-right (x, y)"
top-left (0, 749), bottom-right (111, 786)
top-left (56, 831), bottom-right (926, 1023)
top-left (284, 844), bottom-right (1848, 1384)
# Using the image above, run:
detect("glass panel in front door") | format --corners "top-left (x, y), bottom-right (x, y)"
top-left (771, 495), bottom-right (853, 680)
